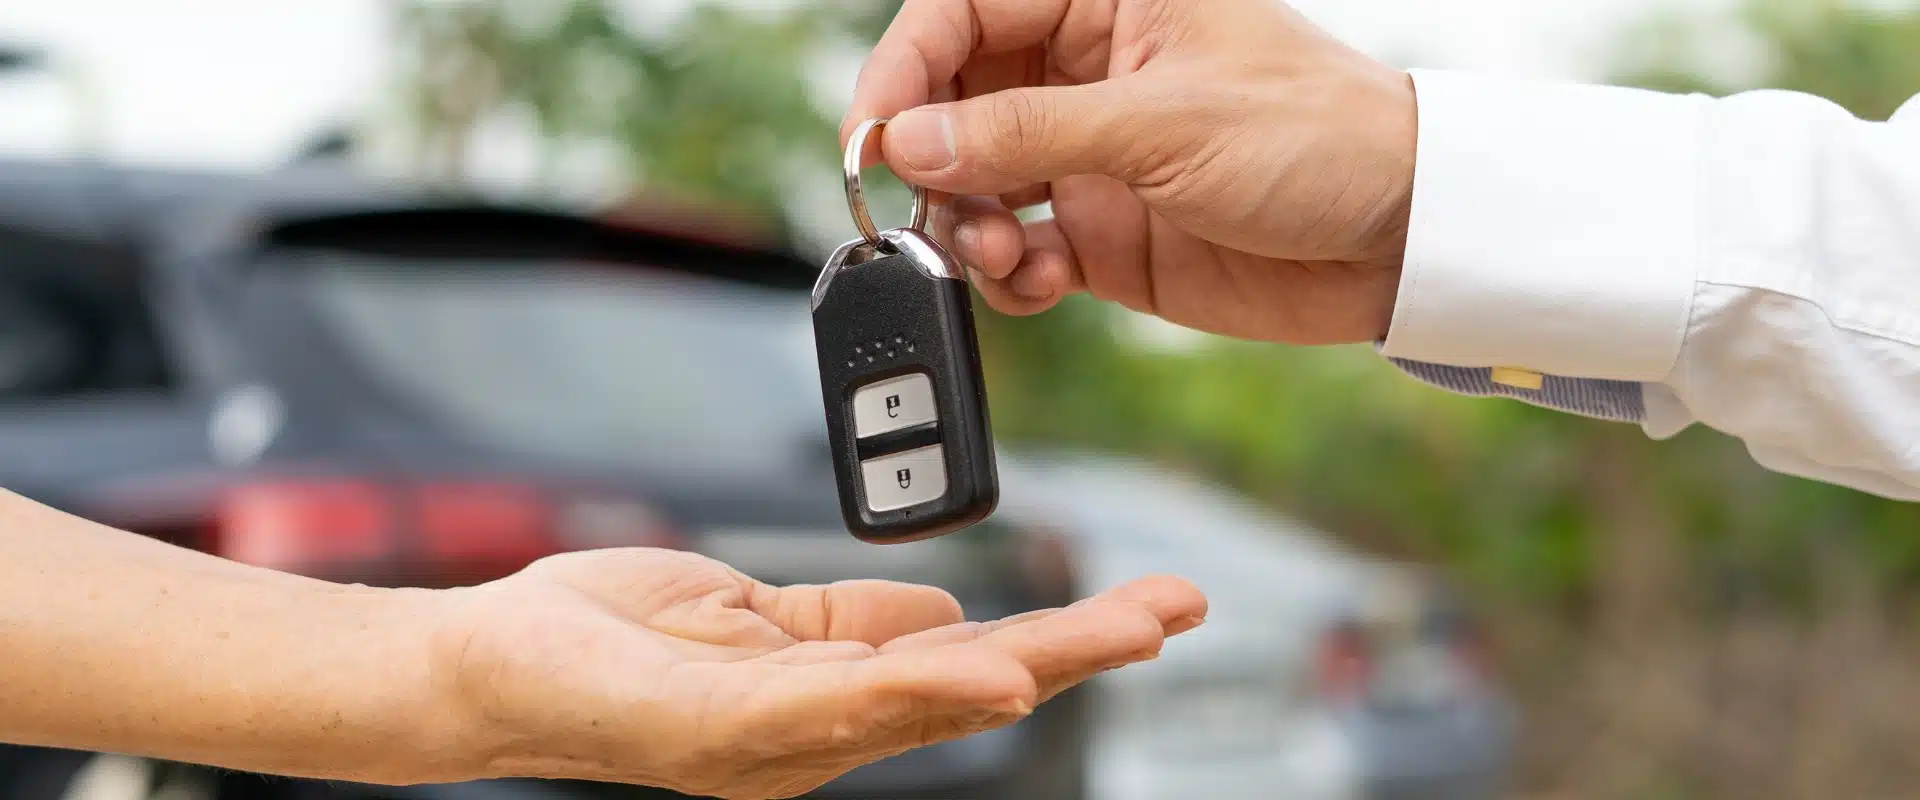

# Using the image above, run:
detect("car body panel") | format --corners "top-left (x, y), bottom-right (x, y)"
top-left (997, 451), bottom-right (1513, 799)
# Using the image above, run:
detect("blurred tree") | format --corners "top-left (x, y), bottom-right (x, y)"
top-left (394, 0), bottom-right (892, 237)
top-left (397, 1), bottom-right (1920, 797)
top-left (1618, 0), bottom-right (1920, 120)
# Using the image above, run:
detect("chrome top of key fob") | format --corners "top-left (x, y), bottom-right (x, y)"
top-left (814, 119), bottom-right (998, 545)
top-left (812, 226), bottom-right (957, 309)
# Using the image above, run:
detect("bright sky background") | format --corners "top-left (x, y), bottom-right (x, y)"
top-left (0, 0), bottom-right (1731, 175)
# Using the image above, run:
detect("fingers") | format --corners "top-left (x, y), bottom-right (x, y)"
top-left (882, 576), bottom-right (1208, 657)
top-left (843, 0), bottom-right (1075, 144)
top-left (881, 83), bottom-right (1126, 196)
top-left (962, 217), bottom-right (1084, 317)
top-left (945, 195), bottom-right (1025, 279)
top-left (1096, 574), bottom-right (1211, 627)
top-left (974, 599), bottom-right (1165, 696)
top-left (891, 576), bottom-right (1208, 702)
top-left (742, 644), bottom-right (1040, 746)
top-left (938, 194), bottom-right (1075, 316)
top-left (1044, 173), bottom-right (1156, 311)
top-left (1020, 576), bottom-right (1208, 702)
top-left (747, 580), bottom-right (965, 646)
top-left (749, 641), bottom-right (879, 667)
top-left (852, 645), bottom-right (1041, 722)
top-left (1168, 615), bottom-right (1207, 636)
top-left (702, 577), bottom-right (1208, 779)
top-left (876, 608), bottom-right (1062, 654)
top-left (966, 576), bottom-right (1206, 691)
top-left (1010, 217), bottom-right (1087, 303)
top-left (686, 645), bottom-right (1035, 794)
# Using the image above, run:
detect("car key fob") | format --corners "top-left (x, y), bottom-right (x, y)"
top-left (813, 119), bottom-right (998, 544)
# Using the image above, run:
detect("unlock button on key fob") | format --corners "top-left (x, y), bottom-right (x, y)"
top-left (858, 445), bottom-right (948, 513)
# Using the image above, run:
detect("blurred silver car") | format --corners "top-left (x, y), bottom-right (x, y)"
top-left (996, 451), bottom-right (1515, 800)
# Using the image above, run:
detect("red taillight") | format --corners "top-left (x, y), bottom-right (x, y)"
top-left (414, 482), bottom-right (555, 564)
top-left (209, 478), bottom-right (676, 583)
top-left (1315, 626), bottom-right (1374, 702)
top-left (218, 480), bottom-right (395, 569)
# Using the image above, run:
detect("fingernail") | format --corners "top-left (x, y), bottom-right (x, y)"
top-left (1105, 650), bottom-right (1162, 672)
top-left (890, 108), bottom-right (956, 171)
top-left (991, 698), bottom-right (1034, 716)
top-left (1168, 616), bottom-right (1207, 636)
top-left (952, 221), bottom-right (983, 266)
top-left (1011, 264), bottom-right (1054, 300)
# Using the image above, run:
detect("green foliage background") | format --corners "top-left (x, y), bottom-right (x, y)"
top-left (395, 1), bottom-right (1920, 795)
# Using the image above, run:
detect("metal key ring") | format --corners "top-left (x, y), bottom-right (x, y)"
top-left (844, 117), bottom-right (930, 248)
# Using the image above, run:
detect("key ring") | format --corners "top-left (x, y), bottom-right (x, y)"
top-left (844, 117), bottom-right (930, 248)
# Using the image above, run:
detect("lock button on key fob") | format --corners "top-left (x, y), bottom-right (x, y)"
top-left (814, 225), bottom-right (997, 544)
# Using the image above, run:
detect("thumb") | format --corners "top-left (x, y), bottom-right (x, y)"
top-left (881, 84), bottom-right (1130, 196)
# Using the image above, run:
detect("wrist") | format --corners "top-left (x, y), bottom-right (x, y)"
top-left (1352, 69), bottom-right (1414, 343)
top-left (408, 583), bottom-right (532, 784)
top-left (417, 580), bottom-right (598, 785)
top-left (1357, 68), bottom-right (1417, 269)
top-left (317, 584), bottom-right (500, 785)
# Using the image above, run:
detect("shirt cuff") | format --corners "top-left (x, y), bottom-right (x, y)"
top-left (1379, 69), bottom-right (1707, 383)
top-left (1385, 357), bottom-right (1647, 424)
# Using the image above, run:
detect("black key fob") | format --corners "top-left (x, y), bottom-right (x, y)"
top-left (812, 225), bottom-right (998, 544)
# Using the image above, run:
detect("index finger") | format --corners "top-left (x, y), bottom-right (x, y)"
top-left (841, 0), bottom-right (1075, 148)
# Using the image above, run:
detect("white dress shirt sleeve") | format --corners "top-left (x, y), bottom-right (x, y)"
top-left (1381, 69), bottom-right (1920, 501)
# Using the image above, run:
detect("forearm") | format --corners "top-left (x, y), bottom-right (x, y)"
top-left (0, 490), bottom-right (478, 784)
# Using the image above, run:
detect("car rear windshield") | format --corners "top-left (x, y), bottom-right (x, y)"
top-left (293, 255), bottom-right (825, 473)
top-left (0, 226), bottom-right (173, 402)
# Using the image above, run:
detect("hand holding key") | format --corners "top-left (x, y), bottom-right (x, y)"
top-left (844, 0), bottom-right (1418, 346)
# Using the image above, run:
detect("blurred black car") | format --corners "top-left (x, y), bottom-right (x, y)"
top-left (0, 159), bottom-right (1083, 800)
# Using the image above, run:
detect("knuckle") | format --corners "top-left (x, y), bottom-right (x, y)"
top-left (982, 92), bottom-right (1055, 168)
top-left (1122, 604), bottom-right (1170, 641)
